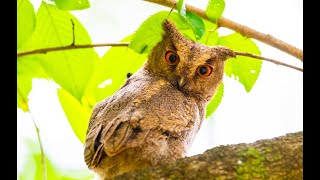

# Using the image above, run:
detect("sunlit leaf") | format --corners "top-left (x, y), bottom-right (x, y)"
top-left (17, 56), bottom-right (48, 112)
top-left (218, 33), bottom-right (262, 92)
top-left (51, 0), bottom-right (90, 10)
top-left (129, 11), bottom-right (198, 54)
top-left (58, 88), bottom-right (91, 143)
top-left (17, 0), bottom-right (35, 50)
top-left (206, 83), bottom-right (224, 118)
top-left (84, 35), bottom-right (147, 106)
top-left (185, 12), bottom-right (205, 40)
top-left (176, 0), bottom-right (186, 17)
top-left (197, 19), bottom-right (218, 46)
top-left (19, 140), bottom-right (93, 180)
top-left (19, 2), bottom-right (99, 101)
top-left (205, 0), bottom-right (225, 22)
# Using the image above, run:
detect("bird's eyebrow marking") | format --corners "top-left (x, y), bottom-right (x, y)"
top-left (169, 43), bottom-right (177, 52)
top-left (206, 59), bottom-right (215, 65)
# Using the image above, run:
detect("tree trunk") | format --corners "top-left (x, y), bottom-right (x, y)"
top-left (113, 131), bottom-right (302, 180)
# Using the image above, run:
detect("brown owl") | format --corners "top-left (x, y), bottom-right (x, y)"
top-left (84, 19), bottom-right (235, 179)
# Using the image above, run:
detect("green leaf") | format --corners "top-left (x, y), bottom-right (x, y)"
top-left (58, 88), bottom-right (91, 143)
top-left (206, 83), bottom-right (224, 118)
top-left (205, 0), bottom-right (225, 22)
top-left (17, 0), bottom-right (35, 50)
top-left (51, 0), bottom-right (90, 10)
top-left (20, 2), bottom-right (99, 101)
top-left (84, 35), bottom-right (147, 105)
top-left (185, 12), bottom-right (205, 40)
top-left (197, 19), bottom-right (218, 46)
top-left (176, 0), bottom-right (186, 17)
top-left (218, 33), bottom-right (262, 92)
top-left (129, 11), bottom-right (198, 54)
top-left (19, 140), bottom-right (93, 180)
top-left (17, 56), bottom-right (48, 112)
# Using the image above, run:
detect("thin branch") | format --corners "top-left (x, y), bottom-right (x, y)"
top-left (235, 52), bottom-right (303, 72)
top-left (17, 42), bottom-right (302, 72)
top-left (71, 19), bottom-right (75, 46)
top-left (17, 43), bottom-right (130, 57)
top-left (18, 98), bottom-right (47, 180)
top-left (144, 0), bottom-right (303, 62)
top-left (18, 87), bottom-right (47, 180)
top-left (31, 115), bottom-right (47, 180)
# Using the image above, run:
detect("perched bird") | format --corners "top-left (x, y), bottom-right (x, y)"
top-left (84, 19), bottom-right (235, 179)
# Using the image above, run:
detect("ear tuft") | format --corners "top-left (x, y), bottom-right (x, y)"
top-left (162, 19), bottom-right (183, 39)
top-left (214, 46), bottom-right (236, 61)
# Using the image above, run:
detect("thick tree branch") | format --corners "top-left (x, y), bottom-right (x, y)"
top-left (113, 131), bottom-right (303, 179)
top-left (16, 43), bottom-right (130, 58)
top-left (144, 0), bottom-right (303, 62)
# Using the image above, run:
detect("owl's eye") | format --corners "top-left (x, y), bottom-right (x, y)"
top-left (165, 51), bottom-right (179, 65)
top-left (197, 65), bottom-right (213, 77)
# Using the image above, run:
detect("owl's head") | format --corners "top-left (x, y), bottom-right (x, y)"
top-left (145, 20), bottom-right (235, 103)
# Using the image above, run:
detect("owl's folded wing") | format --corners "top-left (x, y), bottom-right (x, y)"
top-left (84, 107), bottom-right (150, 168)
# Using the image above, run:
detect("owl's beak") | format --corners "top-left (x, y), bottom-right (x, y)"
top-left (177, 77), bottom-right (187, 90)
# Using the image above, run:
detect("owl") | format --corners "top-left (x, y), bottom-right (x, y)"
top-left (84, 19), bottom-right (235, 179)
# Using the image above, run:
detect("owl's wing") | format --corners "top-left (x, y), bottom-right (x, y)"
top-left (84, 100), bottom-right (107, 168)
top-left (84, 102), bottom-right (149, 168)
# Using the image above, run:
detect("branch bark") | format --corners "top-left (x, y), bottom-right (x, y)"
top-left (144, 0), bottom-right (303, 62)
top-left (113, 131), bottom-right (303, 180)
top-left (16, 43), bottom-right (302, 72)
top-left (16, 43), bottom-right (129, 58)
top-left (235, 52), bottom-right (303, 72)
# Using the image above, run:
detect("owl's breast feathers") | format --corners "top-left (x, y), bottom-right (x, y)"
top-left (84, 71), bottom-right (204, 170)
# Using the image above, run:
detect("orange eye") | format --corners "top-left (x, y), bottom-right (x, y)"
top-left (165, 51), bottom-right (179, 65)
top-left (197, 65), bottom-right (213, 77)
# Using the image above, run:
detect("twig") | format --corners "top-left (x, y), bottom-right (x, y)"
top-left (71, 19), bottom-right (75, 46)
top-left (17, 42), bottom-right (301, 71)
top-left (17, 43), bottom-right (130, 57)
top-left (31, 114), bottom-right (47, 180)
top-left (167, 2), bottom-right (176, 18)
top-left (235, 52), bottom-right (303, 72)
top-left (144, 0), bottom-right (303, 62)
top-left (18, 87), bottom-right (47, 180)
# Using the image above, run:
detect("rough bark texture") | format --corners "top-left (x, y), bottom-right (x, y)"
top-left (112, 131), bottom-right (302, 180)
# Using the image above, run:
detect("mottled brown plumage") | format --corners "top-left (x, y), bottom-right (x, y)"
top-left (84, 19), bottom-right (235, 179)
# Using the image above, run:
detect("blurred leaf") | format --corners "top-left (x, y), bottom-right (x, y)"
top-left (19, 140), bottom-right (93, 180)
top-left (17, 0), bottom-right (35, 50)
top-left (185, 12), bottom-right (205, 40)
top-left (197, 19), bottom-right (218, 46)
top-left (206, 83), bottom-right (224, 118)
top-left (176, 0), bottom-right (186, 17)
top-left (58, 88), bottom-right (91, 143)
top-left (17, 56), bottom-right (49, 112)
top-left (218, 33), bottom-right (262, 92)
top-left (19, 2), bottom-right (99, 101)
top-left (84, 35), bottom-right (147, 105)
top-left (51, 0), bottom-right (90, 10)
top-left (205, 0), bottom-right (225, 22)
top-left (129, 11), bottom-right (198, 54)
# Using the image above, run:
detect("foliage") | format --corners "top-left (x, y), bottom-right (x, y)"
top-left (19, 140), bottom-right (93, 180)
top-left (17, 0), bottom-right (262, 179)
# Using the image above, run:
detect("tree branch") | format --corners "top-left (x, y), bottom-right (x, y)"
top-left (31, 116), bottom-right (47, 180)
top-left (16, 43), bottom-right (130, 58)
top-left (235, 52), bottom-right (303, 72)
top-left (144, 0), bottom-right (303, 62)
top-left (16, 43), bottom-right (302, 72)
top-left (18, 87), bottom-right (47, 179)
top-left (113, 131), bottom-right (303, 179)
